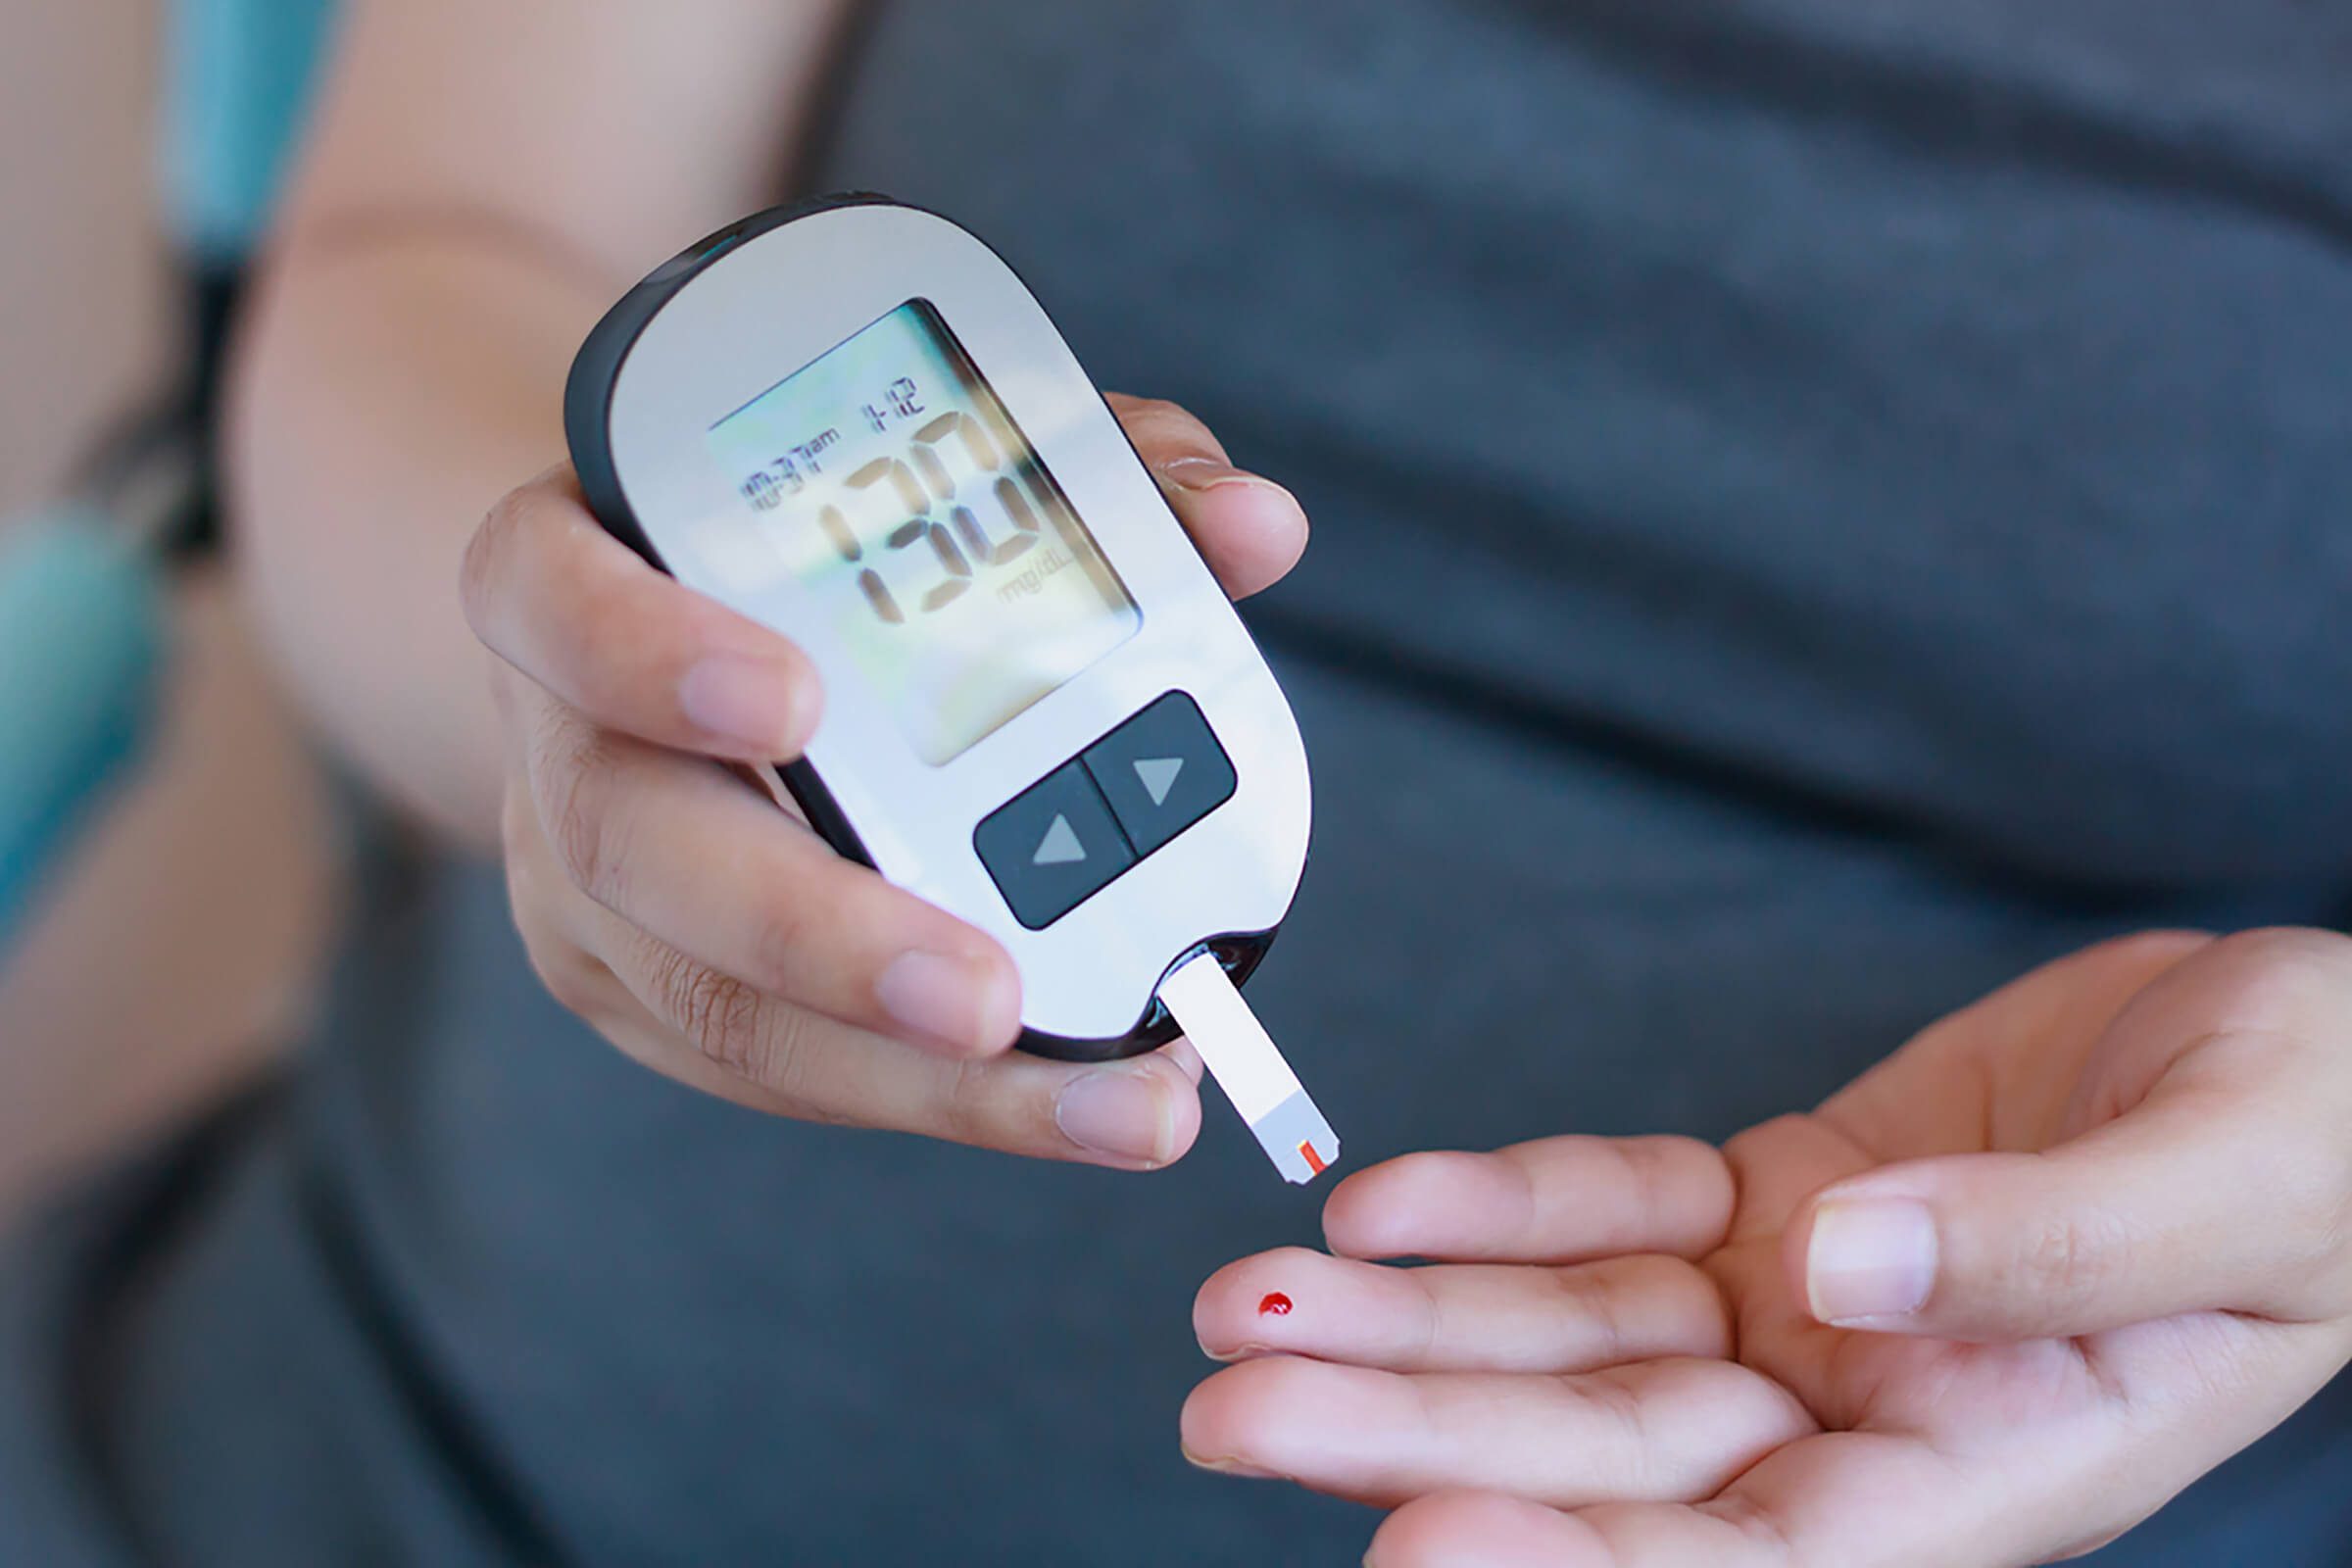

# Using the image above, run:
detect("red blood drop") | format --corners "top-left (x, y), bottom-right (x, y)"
top-left (1257, 1292), bottom-right (1293, 1317)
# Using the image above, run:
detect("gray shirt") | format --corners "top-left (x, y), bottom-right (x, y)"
top-left (6, 2), bottom-right (2350, 1562)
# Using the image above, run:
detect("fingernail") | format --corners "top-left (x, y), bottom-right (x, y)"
top-left (1807, 1197), bottom-right (1938, 1324)
top-left (1181, 1445), bottom-right (1278, 1480)
top-left (1157, 456), bottom-right (1285, 497)
top-left (1055, 1065), bottom-right (1174, 1163)
top-left (876, 951), bottom-right (995, 1053)
top-left (678, 654), bottom-right (803, 754)
top-left (1196, 1340), bottom-right (1265, 1364)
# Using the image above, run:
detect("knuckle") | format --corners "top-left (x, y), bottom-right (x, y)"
top-left (2321, 1156), bottom-right (2352, 1270)
top-left (1610, 1135), bottom-right (1719, 1240)
top-left (2271, 1141), bottom-right (2346, 1242)
top-left (2013, 1210), bottom-right (2121, 1311)
top-left (2215, 925), bottom-right (2337, 967)
top-left (2083, 928), bottom-right (2215, 970)
top-left (2313, 1224), bottom-right (2352, 1318)
top-left (2265, 1146), bottom-right (2352, 1314)
top-left (933, 1058), bottom-right (1002, 1147)
top-left (459, 490), bottom-right (526, 629)
top-left (651, 947), bottom-right (773, 1082)
top-left (1120, 394), bottom-right (1187, 426)
top-left (1373, 1494), bottom-right (1535, 1568)
top-left (939, 1050), bottom-right (1085, 1152)
top-left (1572, 1365), bottom-right (1654, 1478)
top-left (1124, 397), bottom-right (1217, 451)
top-left (2200, 929), bottom-right (2352, 1031)
top-left (526, 934), bottom-right (610, 1019)
top-left (1615, 1135), bottom-right (1688, 1195)
top-left (552, 574), bottom-right (638, 712)
top-left (502, 868), bottom-right (612, 1021)
top-left (1711, 1490), bottom-right (1802, 1556)
top-left (1644, 1255), bottom-right (1735, 1355)
top-left (499, 769), bottom-right (543, 860)
top-left (749, 1012), bottom-right (829, 1108)
top-left (1546, 1264), bottom-right (1628, 1365)
top-left (538, 734), bottom-right (626, 905)
top-left (744, 895), bottom-right (820, 997)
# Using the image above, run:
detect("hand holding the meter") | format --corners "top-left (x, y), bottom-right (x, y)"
top-left (1185, 930), bottom-right (2352, 1564)
top-left (461, 395), bottom-right (1306, 1166)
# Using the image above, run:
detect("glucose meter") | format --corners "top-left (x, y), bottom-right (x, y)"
top-left (565, 195), bottom-right (1334, 1182)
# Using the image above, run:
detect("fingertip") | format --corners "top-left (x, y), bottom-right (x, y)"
top-left (1162, 1035), bottom-right (1206, 1087)
top-left (1180, 1378), bottom-right (1268, 1478)
top-left (1781, 1196), bottom-right (1825, 1321)
top-left (783, 650), bottom-right (826, 754)
top-left (970, 944), bottom-right (1024, 1053)
top-left (676, 646), bottom-right (824, 761)
top-left (1370, 1492), bottom-right (1592, 1568)
top-left (1176, 1364), bottom-right (1225, 1457)
top-left (1052, 1052), bottom-right (1202, 1170)
top-left (1099, 395), bottom-right (1309, 596)
top-left (1247, 481), bottom-right (1312, 589)
top-left (1179, 1353), bottom-right (1331, 1479)
top-left (1159, 1056), bottom-right (1206, 1164)
top-left (1192, 1257), bottom-right (1257, 1360)
top-left (874, 939), bottom-right (1022, 1059)
top-left (1791, 1189), bottom-right (1939, 1330)
top-left (470, 465), bottom-right (830, 760)
top-left (1322, 1151), bottom-right (1477, 1259)
top-left (1322, 1169), bottom-right (1396, 1259)
top-left (1193, 1246), bottom-right (1321, 1359)
top-left (1165, 469), bottom-right (1310, 599)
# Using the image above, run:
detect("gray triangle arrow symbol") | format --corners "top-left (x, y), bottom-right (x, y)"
top-left (1032, 814), bottom-right (1087, 866)
top-left (1134, 758), bottom-right (1185, 808)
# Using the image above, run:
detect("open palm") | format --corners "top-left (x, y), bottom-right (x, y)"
top-left (1184, 932), bottom-right (2352, 1566)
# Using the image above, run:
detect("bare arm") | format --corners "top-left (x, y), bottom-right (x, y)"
top-left (228, 0), bottom-right (854, 844)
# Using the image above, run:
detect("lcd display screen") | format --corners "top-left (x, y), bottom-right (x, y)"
top-left (705, 300), bottom-right (1139, 764)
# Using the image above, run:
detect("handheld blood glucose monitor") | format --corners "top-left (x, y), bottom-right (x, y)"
top-left (564, 195), bottom-right (1335, 1183)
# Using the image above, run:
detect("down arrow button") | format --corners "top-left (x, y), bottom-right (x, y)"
top-left (1082, 692), bottom-right (1238, 857)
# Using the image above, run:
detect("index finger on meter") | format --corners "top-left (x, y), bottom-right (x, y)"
top-left (462, 466), bottom-right (823, 762)
top-left (1109, 395), bottom-right (1309, 601)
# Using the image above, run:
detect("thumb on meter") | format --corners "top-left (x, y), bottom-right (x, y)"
top-left (1786, 1068), bottom-right (2348, 1342)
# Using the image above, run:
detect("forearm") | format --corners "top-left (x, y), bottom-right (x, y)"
top-left (228, 234), bottom-right (614, 845)
top-left (222, 0), bottom-right (855, 845)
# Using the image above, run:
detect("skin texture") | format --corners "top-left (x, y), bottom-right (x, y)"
top-left (1187, 930), bottom-right (2352, 1565)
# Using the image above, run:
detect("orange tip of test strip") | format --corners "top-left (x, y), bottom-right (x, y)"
top-left (1157, 950), bottom-right (1340, 1186)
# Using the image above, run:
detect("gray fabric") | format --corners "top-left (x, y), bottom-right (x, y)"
top-left (8, 0), bottom-right (2352, 1561)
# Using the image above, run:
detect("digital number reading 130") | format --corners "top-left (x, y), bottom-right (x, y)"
top-left (704, 300), bottom-right (1140, 764)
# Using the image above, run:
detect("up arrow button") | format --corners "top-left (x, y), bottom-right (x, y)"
top-left (974, 763), bottom-right (1134, 931)
top-left (1133, 758), bottom-right (1185, 808)
top-left (1032, 814), bottom-right (1087, 865)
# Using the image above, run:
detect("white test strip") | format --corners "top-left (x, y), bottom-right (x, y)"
top-left (1158, 951), bottom-right (1339, 1185)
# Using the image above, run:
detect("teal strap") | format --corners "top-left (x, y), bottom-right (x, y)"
top-left (0, 515), bottom-right (167, 942)
top-left (161, 0), bottom-right (341, 261)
